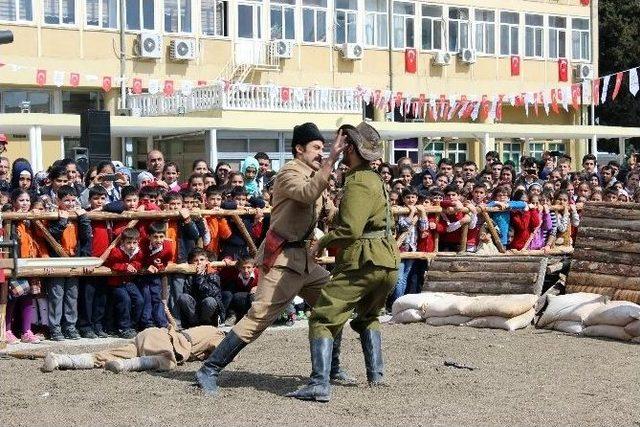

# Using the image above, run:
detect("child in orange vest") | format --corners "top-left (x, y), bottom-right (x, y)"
top-left (46, 185), bottom-right (92, 341)
top-left (203, 187), bottom-right (232, 260)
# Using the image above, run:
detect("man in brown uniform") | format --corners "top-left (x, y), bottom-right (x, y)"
top-left (41, 325), bottom-right (225, 373)
top-left (196, 122), bottom-right (349, 395)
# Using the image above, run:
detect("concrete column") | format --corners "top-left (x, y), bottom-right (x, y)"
top-left (590, 134), bottom-right (597, 156)
top-left (59, 136), bottom-right (65, 159)
top-left (29, 126), bottom-right (43, 171)
top-left (618, 137), bottom-right (626, 162)
top-left (205, 129), bottom-right (218, 168)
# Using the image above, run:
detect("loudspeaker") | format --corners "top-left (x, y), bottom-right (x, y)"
top-left (80, 109), bottom-right (111, 165)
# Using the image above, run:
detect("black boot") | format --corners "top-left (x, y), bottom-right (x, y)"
top-left (286, 338), bottom-right (333, 402)
top-left (196, 330), bottom-right (247, 396)
top-left (360, 329), bottom-right (385, 386)
top-left (330, 330), bottom-right (356, 385)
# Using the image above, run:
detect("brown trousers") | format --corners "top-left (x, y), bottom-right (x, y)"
top-left (232, 261), bottom-right (330, 343)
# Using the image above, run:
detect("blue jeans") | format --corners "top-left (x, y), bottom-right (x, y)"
top-left (113, 282), bottom-right (144, 332)
top-left (389, 259), bottom-right (415, 306)
top-left (139, 277), bottom-right (168, 328)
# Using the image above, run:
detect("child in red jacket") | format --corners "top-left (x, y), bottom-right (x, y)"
top-left (509, 188), bottom-right (541, 250)
top-left (220, 258), bottom-right (260, 325)
top-left (140, 221), bottom-right (174, 329)
top-left (436, 185), bottom-right (476, 252)
top-left (104, 228), bottom-right (145, 338)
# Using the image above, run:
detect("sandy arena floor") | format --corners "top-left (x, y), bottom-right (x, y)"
top-left (1, 322), bottom-right (638, 426)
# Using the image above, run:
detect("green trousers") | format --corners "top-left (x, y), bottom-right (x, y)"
top-left (309, 263), bottom-right (398, 339)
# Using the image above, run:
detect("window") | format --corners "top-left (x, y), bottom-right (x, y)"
top-left (548, 16), bottom-right (566, 59)
top-left (474, 9), bottom-right (495, 54)
top-left (62, 91), bottom-right (102, 114)
top-left (392, 1), bottom-right (414, 49)
top-left (1, 90), bottom-right (51, 113)
top-left (237, 1), bottom-right (261, 38)
top-left (447, 142), bottom-right (467, 163)
top-left (549, 141), bottom-right (566, 153)
top-left (0, 0), bottom-right (33, 21)
top-left (499, 11), bottom-right (519, 55)
top-left (164, 0), bottom-right (191, 33)
top-left (126, 0), bottom-right (154, 30)
top-left (425, 140), bottom-right (444, 163)
top-left (335, 0), bottom-right (357, 44)
top-left (447, 7), bottom-right (469, 52)
top-left (421, 4), bottom-right (442, 51)
top-left (43, 0), bottom-right (75, 25)
top-left (365, 0), bottom-right (387, 48)
top-left (524, 14), bottom-right (543, 58)
top-left (201, 0), bottom-right (228, 36)
top-left (302, 0), bottom-right (326, 43)
top-left (393, 138), bottom-right (419, 164)
top-left (571, 18), bottom-right (590, 61)
top-left (270, 0), bottom-right (294, 40)
top-left (529, 142), bottom-right (544, 160)
top-left (86, 0), bottom-right (117, 28)
top-left (501, 141), bottom-right (521, 168)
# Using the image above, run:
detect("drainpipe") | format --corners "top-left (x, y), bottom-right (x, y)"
top-left (387, 0), bottom-right (393, 97)
top-left (119, 0), bottom-right (127, 110)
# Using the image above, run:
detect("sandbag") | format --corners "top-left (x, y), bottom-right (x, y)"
top-left (463, 308), bottom-right (535, 332)
top-left (390, 309), bottom-right (424, 324)
top-left (545, 320), bottom-right (583, 334)
top-left (461, 294), bottom-right (537, 318)
top-left (424, 315), bottom-right (472, 326)
top-left (391, 293), bottom-right (429, 315)
top-left (624, 320), bottom-right (640, 337)
top-left (582, 325), bottom-right (633, 342)
top-left (537, 293), bottom-right (607, 328)
top-left (421, 293), bottom-right (470, 318)
top-left (583, 301), bottom-right (640, 327)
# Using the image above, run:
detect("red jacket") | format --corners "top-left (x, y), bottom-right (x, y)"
top-left (104, 245), bottom-right (145, 287)
top-left (220, 266), bottom-right (260, 293)
top-left (509, 209), bottom-right (541, 250)
top-left (144, 240), bottom-right (175, 271)
top-left (417, 213), bottom-right (438, 253)
top-left (91, 221), bottom-right (112, 257)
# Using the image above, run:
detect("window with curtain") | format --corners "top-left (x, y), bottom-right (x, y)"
top-left (125, 0), bottom-right (154, 30)
top-left (86, 0), bottom-right (117, 28)
top-left (0, 0), bottom-right (33, 21)
top-left (392, 1), bottom-right (414, 49)
top-left (421, 4), bottom-right (442, 51)
top-left (474, 9), bottom-right (495, 54)
top-left (43, 0), bottom-right (75, 25)
top-left (499, 11), bottom-right (519, 55)
top-left (270, 0), bottom-right (295, 40)
top-left (302, 0), bottom-right (327, 43)
top-left (447, 7), bottom-right (469, 52)
top-left (548, 16), bottom-right (567, 59)
top-left (164, 0), bottom-right (192, 33)
top-left (365, 0), bottom-right (387, 48)
top-left (335, 0), bottom-right (357, 44)
top-left (201, 0), bottom-right (228, 36)
top-left (571, 18), bottom-right (590, 61)
top-left (524, 14), bottom-right (543, 58)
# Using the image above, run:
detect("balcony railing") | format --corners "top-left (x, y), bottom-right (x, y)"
top-left (127, 83), bottom-right (362, 117)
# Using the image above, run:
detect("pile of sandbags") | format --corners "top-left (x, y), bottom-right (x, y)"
top-left (536, 293), bottom-right (640, 342)
top-left (390, 293), bottom-right (537, 332)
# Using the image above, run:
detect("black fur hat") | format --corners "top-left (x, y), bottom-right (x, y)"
top-left (291, 122), bottom-right (325, 152)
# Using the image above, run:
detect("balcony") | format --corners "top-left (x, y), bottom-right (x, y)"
top-left (127, 83), bottom-right (362, 117)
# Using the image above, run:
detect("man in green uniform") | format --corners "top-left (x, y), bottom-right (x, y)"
top-left (288, 122), bottom-right (400, 402)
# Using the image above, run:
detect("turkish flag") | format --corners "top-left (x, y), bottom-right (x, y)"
top-left (510, 56), bottom-right (520, 76)
top-left (558, 58), bottom-right (569, 82)
top-left (280, 87), bottom-right (291, 102)
top-left (612, 72), bottom-right (623, 100)
top-left (480, 95), bottom-right (490, 120)
top-left (163, 80), bottom-right (174, 96)
top-left (580, 0), bottom-right (589, 5)
top-left (496, 95), bottom-right (504, 122)
top-left (571, 84), bottom-right (581, 110)
top-left (36, 69), bottom-right (47, 86)
top-left (197, 80), bottom-right (207, 86)
top-left (592, 79), bottom-right (600, 106)
top-left (405, 48), bottom-right (417, 73)
top-left (551, 89), bottom-right (560, 114)
top-left (102, 76), bottom-right (112, 92)
top-left (70, 73), bottom-right (80, 87)
top-left (132, 78), bottom-right (143, 94)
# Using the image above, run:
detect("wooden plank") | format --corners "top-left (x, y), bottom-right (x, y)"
top-left (577, 227), bottom-right (640, 243)
top-left (574, 236), bottom-right (640, 254)
top-left (533, 257), bottom-right (548, 296)
top-left (566, 272), bottom-right (640, 292)
top-left (581, 206), bottom-right (640, 220)
top-left (33, 220), bottom-right (69, 257)
top-left (424, 280), bottom-right (538, 295)
top-left (572, 248), bottom-right (639, 265)
top-left (579, 216), bottom-right (640, 232)
top-left (586, 201), bottom-right (640, 211)
top-left (567, 284), bottom-right (640, 304)
top-left (427, 271), bottom-right (538, 284)
top-left (570, 260), bottom-right (640, 277)
top-left (430, 260), bottom-right (541, 274)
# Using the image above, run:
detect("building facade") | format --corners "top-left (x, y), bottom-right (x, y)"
top-left (0, 0), bottom-right (597, 172)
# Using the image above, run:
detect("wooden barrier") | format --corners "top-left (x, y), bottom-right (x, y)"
top-left (566, 203), bottom-right (640, 303)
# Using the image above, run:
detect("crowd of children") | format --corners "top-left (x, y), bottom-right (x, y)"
top-left (1, 147), bottom-right (639, 343)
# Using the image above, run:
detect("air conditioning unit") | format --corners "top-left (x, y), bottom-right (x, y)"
top-left (341, 43), bottom-right (364, 60)
top-left (170, 39), bottom-right (197, 61)
top-left (460, 48), bottom-right (477, 64)
top-left (137, 32), bottom-right (162, 59)
top-left (272, 40), bottom-right (293, 58)
top-left (575, 63), bottom-right (594, 80)
top-left (433, 51), bottom-right (452, 66)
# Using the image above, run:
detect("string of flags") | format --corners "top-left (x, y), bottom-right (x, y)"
top-left (1, 60), bottom-right (639, 122)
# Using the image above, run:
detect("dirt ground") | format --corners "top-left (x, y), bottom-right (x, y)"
top-left (1, 322), bottom-right (638, 426)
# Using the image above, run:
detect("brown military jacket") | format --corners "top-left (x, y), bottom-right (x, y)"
top-left (255, 158), bottom-right (331, 274)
